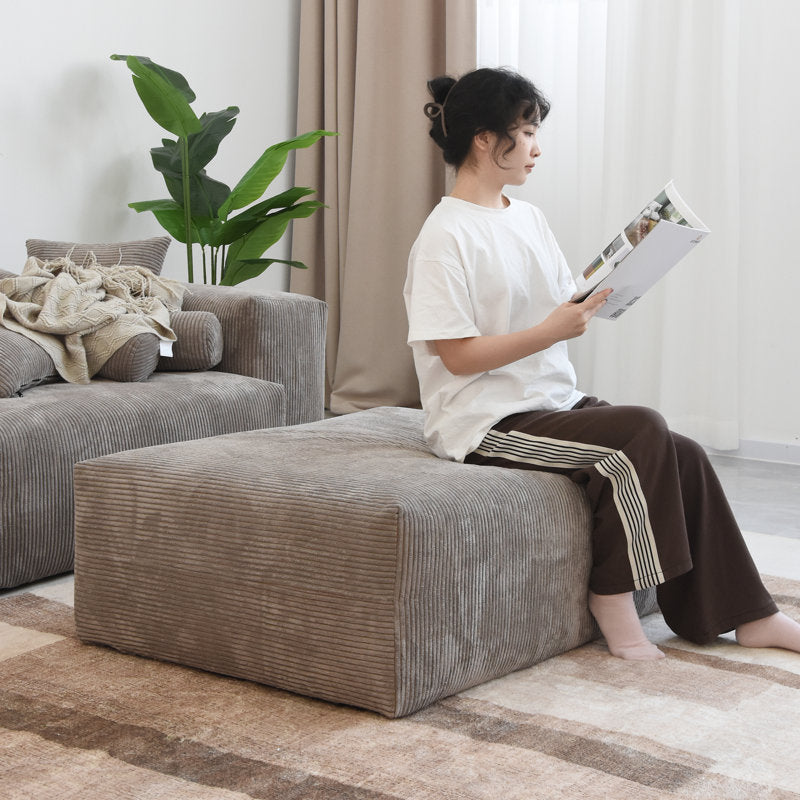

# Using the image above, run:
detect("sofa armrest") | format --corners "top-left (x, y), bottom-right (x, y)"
top-left (182, 284), bottom-right (327, 426)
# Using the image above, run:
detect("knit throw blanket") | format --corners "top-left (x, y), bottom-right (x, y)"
top-left (0, 255), bottom-right (185, 384)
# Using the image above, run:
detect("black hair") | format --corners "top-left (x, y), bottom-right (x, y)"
top-left (425, 67), bottom-right (550, 168)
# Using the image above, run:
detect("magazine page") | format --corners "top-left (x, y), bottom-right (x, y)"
top-left (591, 220), bottom-right (708, 319)
top-left (659, 180), bottom-right (709, 231)
top-left (573, 180), bottom-right (710, 319)
top-left (573, 232), bottom-right (633, 296)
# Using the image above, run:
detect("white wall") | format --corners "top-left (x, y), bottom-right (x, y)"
top-left (0, 0), bottom-right (301, 293)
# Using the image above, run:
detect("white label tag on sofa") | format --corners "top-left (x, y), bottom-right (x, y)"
top-left (160, 340), bottom-right (174, 358)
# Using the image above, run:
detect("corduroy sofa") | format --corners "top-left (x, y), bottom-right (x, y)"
top-left (0, 237), bottom-right (327, 589)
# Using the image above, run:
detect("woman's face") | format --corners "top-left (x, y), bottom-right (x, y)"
top-left (496, 118), bottom-right (542, 185)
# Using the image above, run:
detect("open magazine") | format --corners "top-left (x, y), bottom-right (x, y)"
top-left (573, 180), bottom-right (710, 320)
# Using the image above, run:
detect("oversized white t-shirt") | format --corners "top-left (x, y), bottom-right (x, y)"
top-left (404, 195), bottom-right (584, 461)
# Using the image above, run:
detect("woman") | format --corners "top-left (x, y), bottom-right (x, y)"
top-left (404, 67), bottom-right (800, 660)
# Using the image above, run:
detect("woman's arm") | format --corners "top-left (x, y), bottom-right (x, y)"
top-left (434, 289), bottom-right (612, 375)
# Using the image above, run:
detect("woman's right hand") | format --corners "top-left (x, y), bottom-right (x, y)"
top-left (541, 289), bottom-right (613, 341)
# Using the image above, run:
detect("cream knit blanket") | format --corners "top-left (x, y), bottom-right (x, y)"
top-left (0, 255), bottom-right (185, 384)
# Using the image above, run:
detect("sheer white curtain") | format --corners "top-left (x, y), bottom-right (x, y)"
top-left (478, 0), bottom-right (742, 449)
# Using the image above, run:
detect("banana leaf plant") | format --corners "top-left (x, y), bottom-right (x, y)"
top-left (111, 54), bottom-right (335, 285)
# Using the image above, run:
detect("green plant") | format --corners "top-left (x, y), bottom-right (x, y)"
top-left (112, 54), bottom-right (335, 285)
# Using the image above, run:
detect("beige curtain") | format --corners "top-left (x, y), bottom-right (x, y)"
top-left (291, 0), bottom-right (476, 413)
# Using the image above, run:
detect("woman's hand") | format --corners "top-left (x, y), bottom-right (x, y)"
top-left (540, 289), bottom-right (613, 342)
top-left (434, 289), bottom-right (612, 376)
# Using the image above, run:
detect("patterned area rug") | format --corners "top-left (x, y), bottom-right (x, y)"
top-left (2, 576), bottom-right (800, 799)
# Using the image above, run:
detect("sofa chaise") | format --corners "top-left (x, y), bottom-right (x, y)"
top-left (0, 236), bottom-right (327, 589)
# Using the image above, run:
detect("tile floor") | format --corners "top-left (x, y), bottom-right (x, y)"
top-left (707, 454), bottom-right (800, 539)
top-left (707, 453), bottom-right (800, 582)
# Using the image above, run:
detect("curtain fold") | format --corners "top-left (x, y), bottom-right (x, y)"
top-left (479, 0), bottom-right (742, 450)
top-left (575, 0), bottom-right (742, 451)
top-left (292, 0), bottom-right (477, 413)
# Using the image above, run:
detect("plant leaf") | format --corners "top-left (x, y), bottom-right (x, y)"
top-left (193, 217), bottom-right (225, 248)
top-left (244, 186), bottom-right (317, 215)
top-left (170, 172), bottom-right (232, 219)
top-left (128, 201), bottom-right (204, 245)
top-left (111, 54), bottom-right (196, 102)
top-left (150, 142), bottom-right (232, 217)
top-left (150, 108), bottom-right (238, 181)
top-left (190, 107), bottom-right (239, 171)
top-left (217, 130), bottom-right (337, 220)
top-left (151, 207), bottom-right (191, 243)
top-left (113, 54), bottom-right (202, 138)
top-left (224, 201), bottom-right (324, 265)
top-left (128, 198), bottom-right (182, 213)
top-left (220, 258), bottom-right (308, 287)
top-left (212, 192), bottom-right (321, 247)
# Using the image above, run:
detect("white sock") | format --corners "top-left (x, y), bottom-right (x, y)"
top-left (588, 590), bottom-right (665, 661)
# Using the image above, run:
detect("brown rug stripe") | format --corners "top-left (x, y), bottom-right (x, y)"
top-left (410, 696), bottom-right (704, 791)
top-left (770, 593), bottom-right (800, 611)
top-left (444, 694), bottom-right (715, 771)
top-left (762, 576), bottom-right (800, 616)
top-left (413, 696), bottom-right (800, 800)
top-left (661, 646), bottom-right (800, 689)
top-left (1, 728), bottom-right (259, 800)
top-left (0, 593), bottom-right (75, 637)
top-left (0, 689), bottom-right (395, 800)
top-left (763, 575), bottom-right (800, 597)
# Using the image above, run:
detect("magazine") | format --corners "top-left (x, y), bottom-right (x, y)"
top-left (573, 180), bottom-right (710, 320)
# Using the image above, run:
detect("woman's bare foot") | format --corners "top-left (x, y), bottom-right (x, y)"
top-left (588, 590), bottom-right (665, 661)
top-left (736, 612), bottom-right (800, 652)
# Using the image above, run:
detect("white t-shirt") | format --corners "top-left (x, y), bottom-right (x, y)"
top-left (404, 195), bottom-right (584, 461)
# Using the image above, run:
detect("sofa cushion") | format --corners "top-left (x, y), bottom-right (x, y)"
top-left (97, 333), bottom-right (161, 382)
top-left (0, 327), bottom-right (59, 397)
top-left (157, 310), bottom-right (223, 372)
top-left (25, 236), bottom-right (171, 276)
top-left (0, 372), bottom-right (287, 588)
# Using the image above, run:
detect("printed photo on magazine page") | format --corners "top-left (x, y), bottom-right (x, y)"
top-left (573, 180), bottom-right (710, 320)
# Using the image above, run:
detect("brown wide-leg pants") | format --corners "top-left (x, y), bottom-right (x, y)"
top-left (464, 396), bottom-right (778, 644)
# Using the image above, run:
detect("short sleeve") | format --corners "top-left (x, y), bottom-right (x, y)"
top-left (405, 258), bottom-right (481, 344)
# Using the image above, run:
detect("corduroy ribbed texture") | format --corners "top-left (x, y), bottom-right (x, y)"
top-left (96, 332), bottom-right (160, 382)
top-left (1, 279), bottom-right (326, 588)
top-left (25, 237), bottom-right (171, 275)
top-left (0, 373), bottom-right (285, 589)
top-left (182, 284), bottom-right (327, 425)
top-left (0, 328), bottom-right (58, 397)
top-left (74, 406), bottom-right (658, 718)
top-left (157, 310), bottom-right (223, 372)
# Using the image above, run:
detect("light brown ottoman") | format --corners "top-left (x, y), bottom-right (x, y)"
top-left (74, 406), bottom-right (656, 718)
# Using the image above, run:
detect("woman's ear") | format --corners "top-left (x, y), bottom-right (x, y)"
top-left (473, 130), bottom-right (496, 154)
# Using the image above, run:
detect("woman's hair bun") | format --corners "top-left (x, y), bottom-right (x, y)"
top-left (427, 75), bottom-right (455, 105)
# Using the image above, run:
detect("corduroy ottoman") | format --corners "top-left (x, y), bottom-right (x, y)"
top-left (74, 406), bottom-right (656, 718)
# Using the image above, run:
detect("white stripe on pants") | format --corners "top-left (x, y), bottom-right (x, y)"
top-left (473, 428), bottom-right (664, 590)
